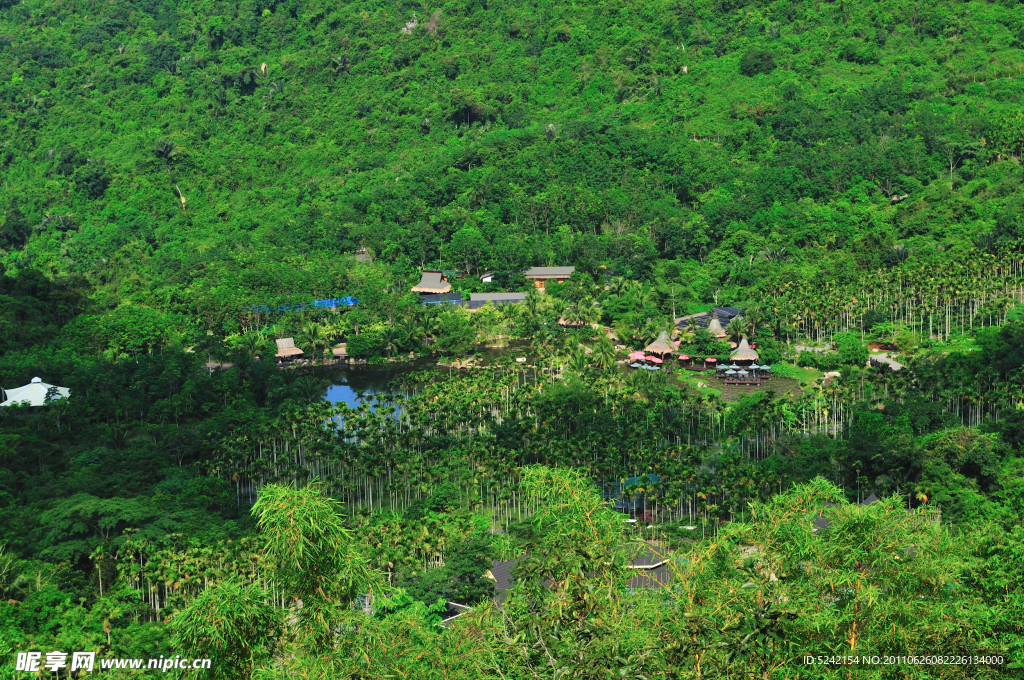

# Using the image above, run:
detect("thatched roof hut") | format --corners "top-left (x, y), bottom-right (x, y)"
top-left (644, 331), bottom-right (675, 357)
top-left (412, 270), bottom-right (451, 294)
top-left (730, 337), bottom-right (759, 364)
top-left (706, 317), bottom-right (727, 338)
top-left (275, 338), bottom-right (304, 358)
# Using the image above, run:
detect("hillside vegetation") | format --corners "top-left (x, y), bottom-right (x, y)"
top-left (3, 0), bottom-right (1024, 677)
top-left (2, 0), bottom-right (1024, 329)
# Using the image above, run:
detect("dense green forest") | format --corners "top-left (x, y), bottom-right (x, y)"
top-left (3, 0), bottom-right (1024, 676)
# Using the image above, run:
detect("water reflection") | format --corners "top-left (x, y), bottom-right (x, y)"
top-left (323, 348), bottom-right (546, 410)
top-left (324, 362), bottom-right (423, 408)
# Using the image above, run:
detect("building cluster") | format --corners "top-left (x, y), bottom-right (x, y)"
top-left (412, 266), bottom-right (575, 309)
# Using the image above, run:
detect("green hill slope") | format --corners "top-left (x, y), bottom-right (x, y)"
top-left (1, 0), bottom-right (1023, 330)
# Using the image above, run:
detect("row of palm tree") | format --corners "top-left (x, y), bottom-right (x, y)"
top-left (757, 250), bottom-right (1024, 344)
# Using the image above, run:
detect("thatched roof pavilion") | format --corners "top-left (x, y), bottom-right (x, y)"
top-left (275, 338), bottom-right (304, 359)
top-left (706, 317), bottom-right (727, 338)
top-left (644, 331), bottom-right (675, 357)
top-left (730, 337), bottom-right (759, 365)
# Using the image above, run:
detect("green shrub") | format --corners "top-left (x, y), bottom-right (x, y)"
top-left (433, 312), bottom-right (476, 356)
top-left (817, 352), bottom-right (843, 371)
top-left (752, 336), bottom-right (784, 365)
top-left (796, 351), bottom-right (819, 367)
top-left (838, 39), bottom-right (879, 65)
top-left (836, 331), bottom-right (869, 366)
top-left (404, 482), bottom-right (463, 520)
top-left (739, 49), bottom-right (776, 76)
top-left (347, 329), bottom-right (385, 358)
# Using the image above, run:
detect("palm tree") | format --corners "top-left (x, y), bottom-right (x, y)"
top-left (674, 322), bottom-right (696, 345)
top-left (400, 317), bottom-right (425, 348)
top-left (499, 302), bottom-right (521, 337)
top-left (975, 231), bottom-right (998, 254)
top-left (759, 247), bottom-right (789, 263)
top-left (743, 305), bottom-right (764, 340)
top-left (380, 326), bottom-right (402, 356)
top-left (889, 243), bottom-right (910, 264)
top-left (607, 276), bottom-right (633, 295)
top-left (629, 286), bottom-right (656, 310)
top-left (292, 376), bottom-right (324, 405)
top-left (561, 300), bottom-right (588, 327)
top-left (726, 316), bottom-right (749, 343)
top-left (240, 331), bottom-right (267, 358)
top-left (299, 322), bottom-right (329, 363)
top-left (593, 337), bottom-right (617, 371)
top-left (565, 350), bottom-right (590, 378)
top-left (523, 289), bottom-right (545, 322)
top-left (613, 314), bottom-right (643, 348)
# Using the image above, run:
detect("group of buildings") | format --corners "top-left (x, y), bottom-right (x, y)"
top-left (411, 267), bottom-right (575, 309)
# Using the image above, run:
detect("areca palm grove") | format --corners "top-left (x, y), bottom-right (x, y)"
top-left (4, 0), bottom-right (1024, 675)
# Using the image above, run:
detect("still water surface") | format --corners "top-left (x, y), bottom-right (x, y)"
top-left (324, 362), bottom-right (425, 408)
top-left (323, 349), bottom-right (543, 408)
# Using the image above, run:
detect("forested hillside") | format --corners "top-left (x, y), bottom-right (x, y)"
top-left (3, 0), bottom-right (1024, 324)
top-left (3, 0), bottom-right (1024, 677)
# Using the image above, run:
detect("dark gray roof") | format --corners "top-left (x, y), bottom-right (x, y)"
top-left (470, 292), bottom-right (527, 302)
top-left (434, 299), bottom-right (524, 310)
top-left (524, 266), bottom-right (575, 278)
top-left (676, 306), bottom-right (743, 331)
top-left (421, 293), bottom-right (463, 304)
top-left (812, 502), bottom-right (841, 531)
top-left (490, 547), bottom-right (673, 597)
top-left (490, 559), bottom-right (518, 592)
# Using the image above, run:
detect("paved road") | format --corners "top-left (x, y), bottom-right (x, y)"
top-left (869, 352), bottom-right (904, 370)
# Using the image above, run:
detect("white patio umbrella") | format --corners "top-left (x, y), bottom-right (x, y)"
top-left (1, 377), bottom-right (71, 407)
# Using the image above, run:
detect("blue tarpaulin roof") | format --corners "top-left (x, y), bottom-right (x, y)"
top-left (252, 296), bottom-right (357, 313)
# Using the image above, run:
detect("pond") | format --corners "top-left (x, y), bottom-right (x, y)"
top-left (323, 341), bottom-right (547, 407)
top-left (324, 361), bottom-right (426, 408)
